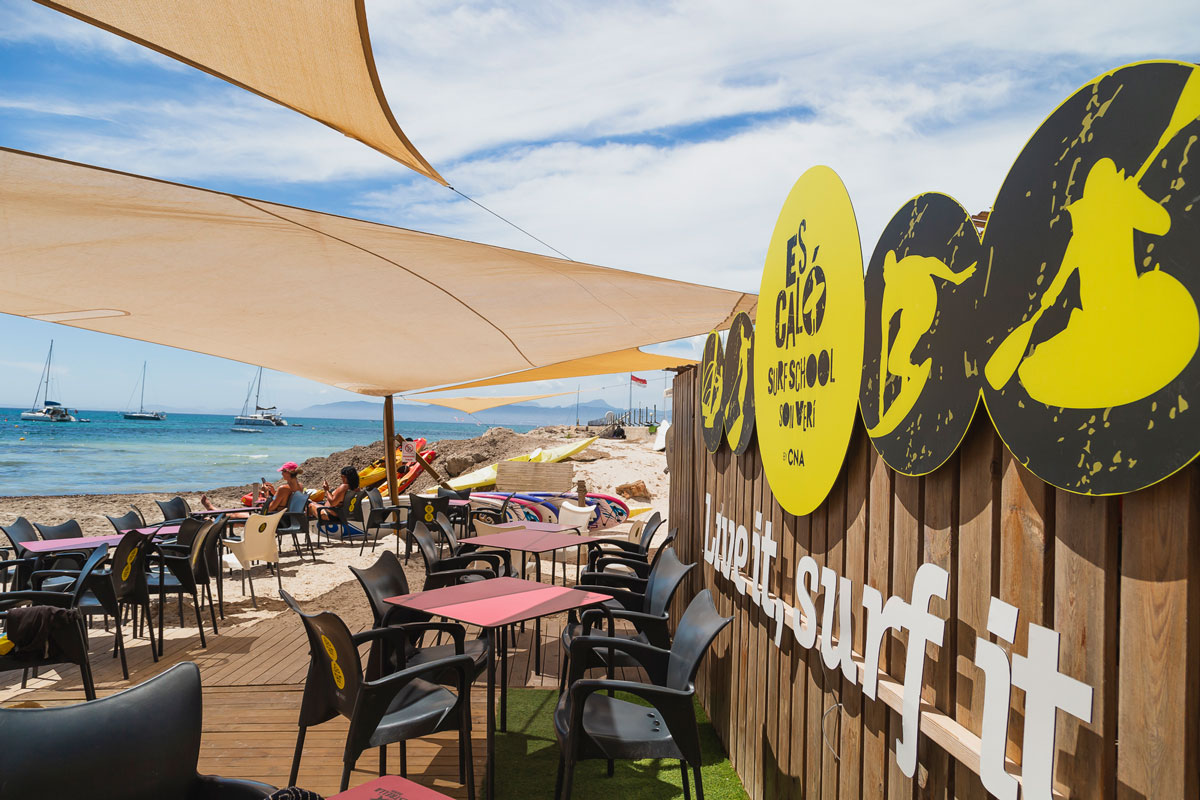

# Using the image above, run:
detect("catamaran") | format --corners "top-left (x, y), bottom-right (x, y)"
top-left (233, 366), bottom-right (287, 427)
top-left (123, 362), bottom-right (167, 421)
top-left (20, 341), bottom-right (78, 422)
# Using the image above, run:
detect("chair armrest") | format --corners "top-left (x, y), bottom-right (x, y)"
top-left (578, 569), bottom-right (648, 593)
top-left (423, 568), bottom-right (495, 590)
top-left (567, 635), bottom-right (670, 684)
top-left (28, 569), bottom-right (84, 591)
top-left (458, 545), bottom-right (513, 575)
top-left (435, 552), bottom-right (504, 574)
top-left (579, 608), bottom-right (670, 647)
top-left (188, 774), bottom-right (276, 799)
top-left (352, 622), bottom-right (466, 655)
top-left (0, 591), bottom-right (75, 611)
top-left (592, 556), bottom-right (651, 578)
top-left (569, 584), bottom-right (645, 612)
top-left (587, 539), bottom-right (645, 559)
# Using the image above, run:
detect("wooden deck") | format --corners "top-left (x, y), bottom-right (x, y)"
top-left (0, 580), bottom-right (640, 797)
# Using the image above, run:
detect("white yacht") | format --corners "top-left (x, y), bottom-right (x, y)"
top-left (20, 342), bottom-right (78, 422)
top-left (123, 362), bottom-right (167, 421)
top-left (233, 367), bottom-right (287, 428)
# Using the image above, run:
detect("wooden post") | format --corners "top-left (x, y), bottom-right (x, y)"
top-left (414, 449), bottom-right (453, 491)
top-left (383, 395), bottom-right (399, 505)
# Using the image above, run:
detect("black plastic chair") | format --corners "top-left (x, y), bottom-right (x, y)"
top-left (561, 547), bottom-right (694, 690)
top-left (433, 512), bottom-right (515, 576)
top-left (147, 518), bottom-right (222, 649)
top-left (0, 544), bottom-right (110, 699)
top-left (404, 493), bottom-right (450, 560)
top-left (155, 496), bottom-right (191, 524)
top-left (34, 519), bottom-right (84, 540)
top-left (554, 589), bottom-right (732, 800)
top-left (78, 530), bottom-right (160, 678)
top-left (585, 512), bottom-right (664, 570)
top-left (0, 661), bottom-right (275, 799)
top-left (411, 522), bottom-right (504, 589)
top-left (1, 517), bottom-right (42, 590)
top-left (437, 487), bottom-right (472, 534)
top-left (281, 590), bottom-right (476, 795)
top-left (590, 528), bottom-right (679, 580)
top-left (349, 550), bottom-right (488, 682)
top-left (277, 491), bottom-right (316, 561)
top-left (318, 489), bottom-right (367, 543)
top-left (106, 508), bottom-right (144, 534)
top-left (363, 487), bottom-right (404, 556)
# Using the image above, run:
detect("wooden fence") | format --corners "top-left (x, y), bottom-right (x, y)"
top-left (667, 364), bottom-right (1199, 799)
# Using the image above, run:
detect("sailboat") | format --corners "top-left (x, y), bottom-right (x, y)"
top-left (20, 342), bottom-right (77, 422)
top-left (232, 366), bottom-right (287, 428)
top-left (123, 362), bottom-right (167, 421)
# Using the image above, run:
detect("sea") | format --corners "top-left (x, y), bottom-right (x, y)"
top-left (0, 409), bottom-right (532, 496)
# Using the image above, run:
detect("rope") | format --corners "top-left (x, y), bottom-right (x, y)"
top-left (447, 185), bottom-right (574, 262)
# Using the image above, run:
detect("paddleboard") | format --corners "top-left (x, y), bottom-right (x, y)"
top-left (653, 420), bottom-right (670, 451)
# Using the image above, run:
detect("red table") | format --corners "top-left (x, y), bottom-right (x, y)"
top-left (329, 775), bottom-right (454, 799)
top-left (496, 520), bottom-right (584, 533)
top-left (386, 577), bottom-right (610, 800)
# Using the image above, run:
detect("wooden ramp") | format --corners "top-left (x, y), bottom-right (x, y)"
top-left (0, 598), bottom-right (638, 797)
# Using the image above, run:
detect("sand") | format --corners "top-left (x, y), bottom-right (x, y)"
top-left (0, 426), bottom-right (669, 625)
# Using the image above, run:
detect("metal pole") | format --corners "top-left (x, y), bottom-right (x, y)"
top-left (576, 385), bottom-right (580, 426)
top-left (383, 395), bottom-right (399, 505)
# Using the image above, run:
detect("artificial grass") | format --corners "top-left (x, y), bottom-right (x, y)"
top-left (493, 688), bottom-right (748, 800)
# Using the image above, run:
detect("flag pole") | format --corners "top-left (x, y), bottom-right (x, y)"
top-left (628, 374), bottom-right (632, 423)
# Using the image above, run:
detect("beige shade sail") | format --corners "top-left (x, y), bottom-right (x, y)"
top-left (0, 148), bottom-right (755, 396)
top-left (37, 0), bottom-right (444, 184)
top-left (419, 347), bottom-right (701, 393)
top-left (409, 392), bottom-right (573, 415)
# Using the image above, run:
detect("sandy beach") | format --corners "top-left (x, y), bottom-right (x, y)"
top-left (0, 425), bottom-right (670, 624)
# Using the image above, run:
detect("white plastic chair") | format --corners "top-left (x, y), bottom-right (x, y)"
top-left (557, 501), bottom-right (594, 532)
top-left (221, 511), bottom-right (283, 608)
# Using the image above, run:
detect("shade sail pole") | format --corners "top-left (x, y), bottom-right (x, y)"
top-left (383, 395), bottom-right (399, 505)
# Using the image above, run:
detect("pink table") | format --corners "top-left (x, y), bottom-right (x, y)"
top-left (330, 775), bottom-right (455, 799)
top-left (21, 525), bottom-right (179, 554)
top-left (386, 577), bottom-right (610, 800)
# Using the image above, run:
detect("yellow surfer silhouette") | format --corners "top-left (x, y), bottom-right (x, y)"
top-left (985, 69), bottom-right (1200, 407)
top-left (725, 331), bottom-right (752, 447)
top-left (701, 336), bottom-right (723, 430)
top-left (869, 251), bottom-right (976, 437)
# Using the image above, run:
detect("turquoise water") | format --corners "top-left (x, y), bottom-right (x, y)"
top-left (0, 409), bottom-right (530, 496)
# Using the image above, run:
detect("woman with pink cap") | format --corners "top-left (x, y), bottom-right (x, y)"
top-left (200, 461), bottom-right (304, 516)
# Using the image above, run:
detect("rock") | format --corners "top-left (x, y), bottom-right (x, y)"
top-left (616, 480), bottom-right (652, 501)
top-left (443, 455), bottom-right (477, 477)
top-left (473, 452), bottom-right (489, 463)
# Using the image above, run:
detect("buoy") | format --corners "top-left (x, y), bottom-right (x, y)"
top-left (19, 437), bottom-right (25, 441)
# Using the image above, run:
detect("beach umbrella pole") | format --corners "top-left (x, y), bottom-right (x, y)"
top-left (384, 395), bottom-right (399, 504)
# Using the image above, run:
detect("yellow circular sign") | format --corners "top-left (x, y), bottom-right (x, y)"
top-left (754, 165), bottom-right (864, 515)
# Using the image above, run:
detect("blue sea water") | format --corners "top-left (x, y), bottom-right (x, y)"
top-left (0, 409), bottom-right (531, 496)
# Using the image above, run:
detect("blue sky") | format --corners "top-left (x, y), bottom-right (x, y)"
top-left (1, 0), bottom-right (1197, 415)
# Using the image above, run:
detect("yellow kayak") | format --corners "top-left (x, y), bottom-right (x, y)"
top-left (447, 437), bottom-right (596, 490)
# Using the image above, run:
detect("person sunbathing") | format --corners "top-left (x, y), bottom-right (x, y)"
top-left (309, 466), bottom-right (359, 523)
top-left (200, 461), bottom-right (303, 517)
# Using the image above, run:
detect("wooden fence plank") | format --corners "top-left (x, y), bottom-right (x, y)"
top-left (888, 473), bottom-right (921, 800)
top-left (1117, 467), bottom-right (1199, 800)
top-left (921, 454), bottom-right (958, 798)
top-left (863, 446), bottom-right (894, 800)
top-left (841, 431), bottom-right (869, 800)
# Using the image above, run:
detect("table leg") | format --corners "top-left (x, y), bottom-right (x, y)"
top-left (486, 626), bottom-right (496, 800)
top-left (500, 624), bottom-right (508, 732)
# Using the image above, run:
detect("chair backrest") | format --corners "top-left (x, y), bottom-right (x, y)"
top-left (64, 543), bottom-right (111, 606)
top-left (1, 517), bottom-right (39, 550)
top-left (647, 528), bottom-right (678, 569)
top-left (471, 520), bottom-right (511, 538)
top-left (155, 496), bottom-right (190, 523)
top-left (240, 512), bottom-right (283, 562)
top-left (665, 590), bottom-right (732, 691)
top-left (411, 522), bottom-right (442, 572)
top-left (643, 547), bottom-right (694, 616)
top-left (111, 531), bottom-right (152, 602)
top-left (130, 505), bottom-right (147, 525)
top-left (433, 513), bottom-right (461, 551)
top-left (173, 517), bottom-right (206, 548)
top-left (188, 520), bottom-right (217, 572)
top-left (0, 661), bottom-right (205, 800)
top-left (637, 512), bottom-right (664, 550)
top-left (367, 487), bottom-right (384, 510)
top-left (105, 509), bottom-right (143, 534)
top-left (287, 490), bottom-right (309, 514)
top-left (408, 493), bottom-right (449, 532)
top-left (195, 516), bottom-right (226, 582)
top-left (437, 487), bottom-right (471, 503)
top-left (34, 520), bottom-right (83, 540)
top-left (557, 501), bottom-right (594, 531)
top-left (348, 550), bottom-right (414, 627)
top-left (281, 590), bottom-right (362, 725)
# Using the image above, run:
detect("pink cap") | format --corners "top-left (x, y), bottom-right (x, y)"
top-left (278, 461), bottom-right (300, 473)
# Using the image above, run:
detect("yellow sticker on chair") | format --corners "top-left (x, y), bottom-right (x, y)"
top-left (321, 634), bottom-right (337, 660)
top-left (321, 634), bottom-right (345, 689)
top-left (423, 503), bottom-right (435, 523)
top-left (121, 563), bottom-right (132, 581)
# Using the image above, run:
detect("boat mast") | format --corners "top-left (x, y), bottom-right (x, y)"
top-left (140, 361), bottom-right (147, 413)
top-left (31, 341), bottom-right (52, 410)
top-left (255, 367), bottom-right (263, 411)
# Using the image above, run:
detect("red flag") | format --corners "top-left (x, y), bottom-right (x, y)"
top-left (631, 374), bottom-right (647, 385)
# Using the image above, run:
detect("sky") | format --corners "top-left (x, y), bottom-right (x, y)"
top-left (1, 0), bottom-right (1198, 415)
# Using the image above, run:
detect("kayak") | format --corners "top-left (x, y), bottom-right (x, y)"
top-left (307, 446), bottom-right (436, 503)
top-left (359, 438), bottom-right (428, 489)
top-left (446, 436), bottom-right (597, 491)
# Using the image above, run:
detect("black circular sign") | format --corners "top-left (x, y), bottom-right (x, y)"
top-left (700, 331), bottom-right (725, 453)
top-left (721, 312), bottom-right (756, 454)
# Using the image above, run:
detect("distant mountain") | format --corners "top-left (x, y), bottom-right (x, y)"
top-left (293, 398), bottom-right (659, 426)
